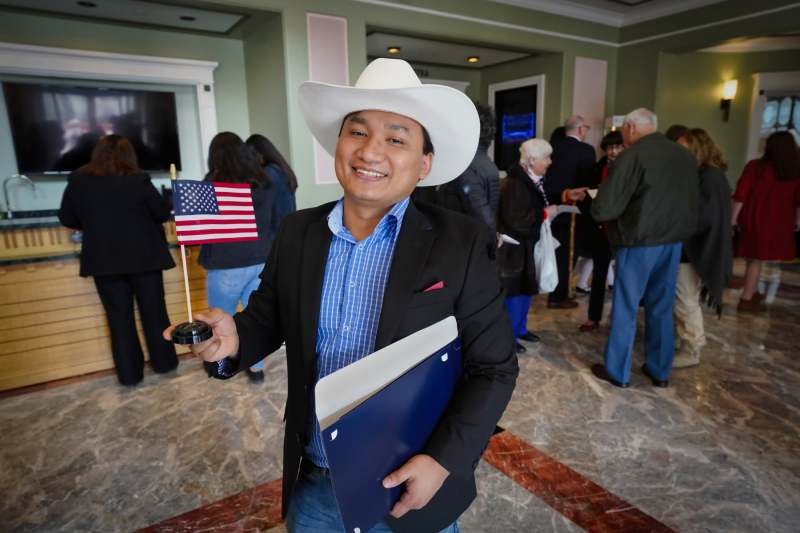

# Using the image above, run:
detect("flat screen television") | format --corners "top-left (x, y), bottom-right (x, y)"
top-left (3, 82), bottom-right (181, 174)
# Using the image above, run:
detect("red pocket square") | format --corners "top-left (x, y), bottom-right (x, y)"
top-left (423, 280), bottom-right (445, 292)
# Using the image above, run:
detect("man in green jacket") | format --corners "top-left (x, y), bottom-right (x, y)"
top-left (589, 108), bottom-right (698, 388)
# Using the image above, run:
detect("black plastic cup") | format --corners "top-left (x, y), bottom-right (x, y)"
top-left (171, 321), bottom-right (213, 345)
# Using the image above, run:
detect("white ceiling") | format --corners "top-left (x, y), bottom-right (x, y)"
top-left (489, 0), bottom-right (726, 27)
top-left (0, 0), bottom-right (244, 33)
top-left (367, 32), bottom-right (531, 68)
top-left (701, 35), bottom-right (800, 53)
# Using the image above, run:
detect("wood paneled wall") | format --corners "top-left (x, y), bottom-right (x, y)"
top-left (0, 247), bottom-right (207, 391)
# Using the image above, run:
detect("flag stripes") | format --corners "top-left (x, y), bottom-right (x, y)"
top-left (172, 180), bottom-right (260, 245)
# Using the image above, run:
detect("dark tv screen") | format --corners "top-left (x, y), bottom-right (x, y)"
top-left (3, 82), bottom-right (181, 173)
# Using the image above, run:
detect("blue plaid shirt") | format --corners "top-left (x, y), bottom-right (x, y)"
top-left (305, 197), bottom-right (410, 467)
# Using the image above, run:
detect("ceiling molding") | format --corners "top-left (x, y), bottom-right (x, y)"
top-left (0, 0), bottom-right (244, 34)
top-left (489, 0), bottom-right (725, 28)
top-left (352, 0), bottom-right (620, 47)
top-left (620, 0), bottom-right (725, 26)
top-left (355, 0), bottom-right (800, 50)
top-left (490, 0), bottom-right (625, 27)
top-left (701, 36), bottom-right (800, 54)
top-left (620, 3), bottom-right (800, 46)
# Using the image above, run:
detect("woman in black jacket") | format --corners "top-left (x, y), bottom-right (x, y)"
top-left (497, 138), bottom-right (558, 353)
top-left (199, 132), bottom-right (274, 382)
top-left (58, 134), bottom-right (177, 386)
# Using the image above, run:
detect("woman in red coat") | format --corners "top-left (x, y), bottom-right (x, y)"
top-left (732, 131), bottom-right (800, 311)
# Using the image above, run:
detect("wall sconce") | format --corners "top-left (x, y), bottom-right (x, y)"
top-left (720, 79), bottom-right (738, 122)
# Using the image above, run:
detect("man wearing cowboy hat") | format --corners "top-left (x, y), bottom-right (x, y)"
top-left (165, 58), bottom-right (518, 533)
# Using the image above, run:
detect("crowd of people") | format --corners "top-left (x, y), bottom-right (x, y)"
top-left (56, 98), bottom-right (800, 391)
top-left (415, 104), bottom-right (800, 382)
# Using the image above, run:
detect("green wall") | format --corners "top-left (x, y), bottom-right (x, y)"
top-left (242, 12), bottom-right (291, 158)
top-left (0, 9), bottom-right (251, 137)
top-left (614, 2), bottom-right (800, 112)
top-left (655, 49), bottom-right (800, 183)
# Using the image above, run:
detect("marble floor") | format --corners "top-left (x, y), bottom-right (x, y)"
top-left (1, 262), bottom-right (799, 532)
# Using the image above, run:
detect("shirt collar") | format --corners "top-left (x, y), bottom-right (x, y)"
top-left (567, 134), bottom-right (582, 142)
top-left (327, 197), bottom-right (410, 243)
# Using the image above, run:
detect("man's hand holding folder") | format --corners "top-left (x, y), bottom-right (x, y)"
top-left (383, 454), bottom-right (449, 518)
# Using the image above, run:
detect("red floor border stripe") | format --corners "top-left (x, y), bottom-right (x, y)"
top-left (138, 431), bottom-right (675, 532)
top-left (136, 478), bottom-right (283, 532)
top-left (484, 431), bottom-right (675, 532)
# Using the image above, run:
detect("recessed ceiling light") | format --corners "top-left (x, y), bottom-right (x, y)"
top-left (387, 46), bottom-right (401, 54)
top-left (180, 15), bottom-right (196, 21)
top-left (467, 56), bottom-right (480, 64)
top-left (77, 1), bottom-right (97, 7)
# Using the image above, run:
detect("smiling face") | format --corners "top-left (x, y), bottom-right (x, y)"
top-left (335, 110), bottom-right (432, 212)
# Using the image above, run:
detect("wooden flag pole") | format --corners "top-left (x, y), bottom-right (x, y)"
top-left (170, 164), bottom-right (193, 323)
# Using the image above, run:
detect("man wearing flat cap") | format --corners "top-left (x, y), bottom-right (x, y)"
top-left (166, 58), bottom-right (518, 533)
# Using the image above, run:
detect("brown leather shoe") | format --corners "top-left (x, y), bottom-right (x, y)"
top-left (579, 321), bottom-right (599, 332)
top-left (548, 299), bottom-right (579, 309)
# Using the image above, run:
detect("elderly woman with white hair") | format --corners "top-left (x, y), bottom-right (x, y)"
top-left (497, 138), bottom-right (561, 353)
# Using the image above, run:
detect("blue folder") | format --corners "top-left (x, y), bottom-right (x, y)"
top-left (315, 316), bottom-right (462, 533)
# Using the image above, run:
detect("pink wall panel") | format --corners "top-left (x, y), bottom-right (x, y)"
top-left (572, 56), bottom-right (607, 154)
top-left (307, 13), bottom-right (349, 185)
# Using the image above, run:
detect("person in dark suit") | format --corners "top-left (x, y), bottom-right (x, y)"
top-left (164, 58), bottom-right (518, 533)
top-left (426, 102), bottom-right (501, 256)
top-left (59, 134), bottom-right (177, 386)
top-left (543, 115), bottom-right (594, 308)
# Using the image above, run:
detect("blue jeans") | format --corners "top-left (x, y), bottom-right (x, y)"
top-left (504, 295), bottom-right (532, 339)
top-left (207, 263), bottom-right (265, 371)
top-left (603, 244), bottom-right (681, 384)
top-left (285, 465), bottom-right (459, 533)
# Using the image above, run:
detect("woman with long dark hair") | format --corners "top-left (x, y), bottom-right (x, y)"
top-left (732, 131), bottom-right (800, 311)
top-left (58, 134), bottom-right (177, 386)
top-left (245, 134), bottom-right (298, 251)
top-left (199, 132), bottom-right (274, 382)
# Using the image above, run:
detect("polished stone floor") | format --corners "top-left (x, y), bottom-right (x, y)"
top-left (1, 262), bottom-right (798, 532)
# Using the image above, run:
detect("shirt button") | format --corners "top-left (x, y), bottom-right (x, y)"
top-left (349, 282), bottom-right (356, 288)
top-left (342, 325), bottom-right (350, 332)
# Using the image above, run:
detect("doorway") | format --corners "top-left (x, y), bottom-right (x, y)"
top-left (488, 75), bottom-right (545, 172)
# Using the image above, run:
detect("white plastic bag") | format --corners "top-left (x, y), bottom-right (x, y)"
top-left (534, 219), bottom-right (560, 293)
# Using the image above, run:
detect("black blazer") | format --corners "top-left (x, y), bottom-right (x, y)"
top-left (544, 136), bottom-right (596, 207)
top-left (497, 163), bottom-right (547, 296)
top-left (58, 172), bottom-right (175, 277)
top-left (233, 199), bottom-right (519, 532)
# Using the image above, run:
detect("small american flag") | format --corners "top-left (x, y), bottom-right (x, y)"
top-left (172, 180), bottom-right (259, 245)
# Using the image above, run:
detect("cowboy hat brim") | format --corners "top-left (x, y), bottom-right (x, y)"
top-left (299, 82), bottom-right (479, 187)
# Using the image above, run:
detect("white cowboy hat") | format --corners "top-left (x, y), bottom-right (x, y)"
top-left (298, 58), bottom-right (479, 187)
